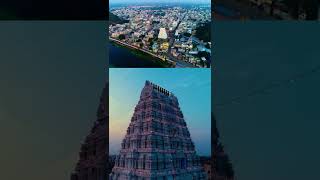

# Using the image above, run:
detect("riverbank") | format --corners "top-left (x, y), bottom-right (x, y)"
top-left (109, 41), bottom-right (174, 68)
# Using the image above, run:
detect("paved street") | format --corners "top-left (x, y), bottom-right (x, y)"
top-left (166, 13), bottom-right (196, 68)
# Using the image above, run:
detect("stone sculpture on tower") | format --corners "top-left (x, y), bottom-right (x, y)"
top-left (70, 84), bottom-right (108, 180)
top-left (109, 81), bottom-right (207, 180)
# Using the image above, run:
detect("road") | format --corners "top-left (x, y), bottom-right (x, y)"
top-left (110, 37), bottom-right (195, 68)
top-left (166, 13), bottom-right (196, 68)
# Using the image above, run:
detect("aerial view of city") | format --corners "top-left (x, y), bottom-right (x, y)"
top-left (214, 0), bottom-right (319, 20)
top-left (109, 0), bottom-right (211, 68)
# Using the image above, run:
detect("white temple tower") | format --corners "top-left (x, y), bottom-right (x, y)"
top-left (158, 28), bottom-right (168, 39)
top-left (109, 81), bottom-right (207, 180)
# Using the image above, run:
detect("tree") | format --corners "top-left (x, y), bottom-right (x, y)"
top-left (286, 0), bottom-right (319, 20)
top-left (183, 32), bottom-right (191, 37)
top-left (283, 0), bottom-right (300, 19)
top-left (118, 34), bottom-right (125, 40)
top-left (270, 0), bottom-right (275, 16)
top-left (199, 59), bottom-right (205, 67)
top-left (301, 0), bottom-right (318, 20)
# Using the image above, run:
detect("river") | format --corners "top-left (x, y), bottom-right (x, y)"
top-left (109, 43), bottom-right (172, 68)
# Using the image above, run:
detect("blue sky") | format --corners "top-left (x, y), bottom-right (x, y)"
top-left (109, 68), bottom-right (211, 156)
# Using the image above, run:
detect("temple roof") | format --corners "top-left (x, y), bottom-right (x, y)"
top-left (145, 80), bottom-right (174, 97)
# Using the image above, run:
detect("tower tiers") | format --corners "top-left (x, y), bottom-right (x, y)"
top-left (110, 81), bottom-right (207, 180)
top-left (70, 84), bottom-right (108, 180)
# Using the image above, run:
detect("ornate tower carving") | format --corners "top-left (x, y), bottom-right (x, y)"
top-left (70, 84), bottom-right (108, 180)
top-left (110, 81), bottom-right (206, 180)
top-left (212, 116), bottom-right (234, 180)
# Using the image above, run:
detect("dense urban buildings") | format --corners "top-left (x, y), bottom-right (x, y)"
top-left (109, 81), bottom-right (207, 179)
top-left (109, 4), bottom-right (211, 68)
top-left (214, 0), bottom-right (319, 20)
top-left (70, 85), bottom-right (108, 180)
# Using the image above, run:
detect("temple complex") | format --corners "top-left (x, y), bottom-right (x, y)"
top-left (70, 84), bottom-right (108, 180)
top-left (109, 81), bottom-right (207, 180)
top-left (212, 116), bottom-right (234, 180)
top-left (158, 28), bottom-right (168, 39)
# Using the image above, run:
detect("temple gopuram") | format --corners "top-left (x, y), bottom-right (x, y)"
top-left (212, 115), bottom-right (234, 180)
top-left (109, 81), bottom-right (207, 180)
top-left (70, 84), bottom-right (108, 180)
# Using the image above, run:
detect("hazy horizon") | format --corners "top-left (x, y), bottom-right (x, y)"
top-left (110, 0), bottom-right (211, 5)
